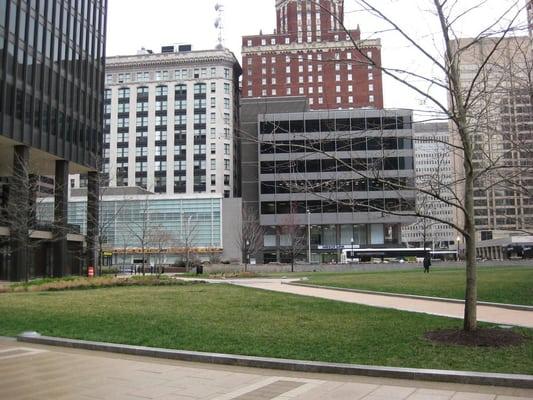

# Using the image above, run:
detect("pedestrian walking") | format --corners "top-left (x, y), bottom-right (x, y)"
top-left (423, 254), bottom-right (431, 273)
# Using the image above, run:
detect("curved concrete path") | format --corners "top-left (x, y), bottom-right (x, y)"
top-left (219, 279), bottom-right (533, 328)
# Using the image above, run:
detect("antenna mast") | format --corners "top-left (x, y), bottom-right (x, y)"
top-left (214, 2), bottom-right (225, 49)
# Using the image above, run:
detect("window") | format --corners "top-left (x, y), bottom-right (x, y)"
top-left (224, 144), bottom-right (230, 155)
top-left (224, 68), bottom-right (230, 79)
top-left (155, 100), bottom-right (167, 111)
top-left (224, 159), bottom-right (230, 170)
top-left (210, 67), bottom-right (216, 77)
top-left (194, 114), bottom-right (206, 124)
top-left (117, 118), bottom-right (129, 128)
top-left (194, 83), bottom-right (207, 94)
top-left (156, 130), bottom-right (167, 141)
top-left (175, 114), bottom-right (187, 125)
top-left (211, 82), bottom-right (216, 93)
top-left (156, 86), bottom-right (168, 96)
top-left (224, 98), bottom-right (230, 109)
top-left (175, 99), bottom-right (187, 110)
top-left (210, 113), bottom-right (216, 123)
top-left (224, 83), bottom-right (230, 94)
top-left (156, 115), bottom-right (167, 126)
top-left (194, 98), bottom-right (206, 109)
top-left (224, 113), bottom-right (230, 124)
top-left (137, 86), bottom-right (148, 96)
top-left (118, 88), bottom-right (130, 99)
top-left (194, 144), bottom-right (206, 155)
top-left (224, 174), bottom-right (230, 185)
top-left (174, 160), bottom-right (186, 171)
top-left (117, 103), bottom-right (129, 113)
top-left (369, 95), bottom-right (375, 103)
top-left (211, 159), bottom-right (216, 170)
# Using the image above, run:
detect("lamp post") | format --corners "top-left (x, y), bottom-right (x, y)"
top-left (245, 239), bottom-right (250, 272)
top-left (456, 236), bottom-right (461, 261)
top-left (306, 209), bottom-right (311, 264)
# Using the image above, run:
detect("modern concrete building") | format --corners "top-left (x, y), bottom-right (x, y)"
top-left (0, 0), bottom-right (107, 280)
top-left (242, 0), bottom-right (383, 110)
top-left (72, 46), bottom-right (242, 199)
top-left (257, 108), bottom-right (416, 263)
top-left (402, 122), bottom-right (456, 248)
top-left (451, 36), bottom-right (533, 236)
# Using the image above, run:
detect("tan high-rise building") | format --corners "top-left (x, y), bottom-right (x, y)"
top-left (451, 36), bottom-right (533, 236)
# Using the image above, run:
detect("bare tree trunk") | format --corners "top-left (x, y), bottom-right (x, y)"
top-left (463, 167), bottom-right (478, 331)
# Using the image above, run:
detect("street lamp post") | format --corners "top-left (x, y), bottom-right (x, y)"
top-left (245, 239), bottom-right (250, 272)
top-left (350, 238), bottom-right (354, 264)
top-left (306, 209), bottom-right (311, 264)
top-left (456, 236), bottom-right (461, 261)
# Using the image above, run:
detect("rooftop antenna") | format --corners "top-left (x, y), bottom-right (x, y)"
top-left (214, 2), bottom-right (225, 50)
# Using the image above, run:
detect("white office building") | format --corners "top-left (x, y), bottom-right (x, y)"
top-left (72, 45), bottom-right (242, 198)
top-left (402, 122), bottom-right (456, 248)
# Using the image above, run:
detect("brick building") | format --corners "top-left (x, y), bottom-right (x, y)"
top-left (242, 0), bottom-right (383, 110)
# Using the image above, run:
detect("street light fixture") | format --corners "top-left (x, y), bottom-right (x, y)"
top-left (245, 239), bottom-right (250, 272)
top-left (350, 237), bottom-right (354, 264)
top-left (306, 209), bottom-right (311, 264)
top-left (456, 236), bottom-right (461, 261)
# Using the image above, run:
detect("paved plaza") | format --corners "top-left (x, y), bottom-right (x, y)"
top-left (0, 338), bottom-right (532, 400)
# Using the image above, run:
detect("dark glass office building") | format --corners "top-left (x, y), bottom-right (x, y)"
top-left (0, 0), bottom-right (107, 280)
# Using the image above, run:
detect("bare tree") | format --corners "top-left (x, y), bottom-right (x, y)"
top-left (279, 213), bottom-right (308, 273)
top-left (0, 152), bottom-right (70, 281)
top-left (248, 0), bottom-right (531, 331)
top-left (150, 227), bottom-right (175, 274)
top-left (127, 197), bottom-right (153, 276)
top-left (178, 213), bottom-right (199, 272)
top-left (235, 205), bottom-right (264, 271)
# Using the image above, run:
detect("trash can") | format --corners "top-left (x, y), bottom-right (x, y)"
top-left (196, 265), bottom-right (203, 275)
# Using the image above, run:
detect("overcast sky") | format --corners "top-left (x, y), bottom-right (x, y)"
top-left (106, 0), bottom-right (527, 115)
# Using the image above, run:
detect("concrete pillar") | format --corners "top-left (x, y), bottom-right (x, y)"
top-left (86, 172), bottom-right (99, 273)
top-left (9, 146), bottom-right (30, 282)
top-left (53, 160), bottom-right (69, 278)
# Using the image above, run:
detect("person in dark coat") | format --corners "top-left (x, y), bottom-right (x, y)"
top-left (423, 254), bottom-right (431, 273)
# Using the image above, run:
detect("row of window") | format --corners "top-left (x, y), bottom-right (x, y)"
top-left (260, 137), bottom-right (413, 153)
top-left (260, 198), bottom-right (416, 215)
top-left (259, 117), bottom-right (410, 134)
top-left (261, 177), bottom-right (413, 194)
top-left (260, 157), bottom-right (415, 174)
top-left (107, 82), bottom-right (232, 100)
top-left (107, 67), bottom-right (232, 84)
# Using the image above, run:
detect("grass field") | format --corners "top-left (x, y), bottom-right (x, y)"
top-left (302, 266), bottom-right (533, 305)
top-left (0, 283), bottom-right (531, 374)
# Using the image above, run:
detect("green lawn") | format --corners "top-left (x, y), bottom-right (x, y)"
top-left (0, 284), bottom-right (531, 374)
top-left (303, 266), bottom-right (533, 305)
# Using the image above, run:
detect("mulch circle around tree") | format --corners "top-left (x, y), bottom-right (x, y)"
top-left (425, 328), bottom-right (526, 348)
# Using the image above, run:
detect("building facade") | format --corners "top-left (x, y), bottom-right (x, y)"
top-left (258, 109), bottom-right (416, 263)
top-left (402, 122), bottom-right (456, 248)
top-left (0, 0), bottom-right (107, 280)
top-left (452, 36), bottom-right (533, 235)
top-left (242, 0), bottom-right (383, 110)
top-left (72, 46), bottom-right (242, 199)
top-left (40, 189), bottom-right (243, 265)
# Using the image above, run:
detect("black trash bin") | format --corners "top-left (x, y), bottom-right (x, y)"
top-left (196, 265), bottom-right (203, 275)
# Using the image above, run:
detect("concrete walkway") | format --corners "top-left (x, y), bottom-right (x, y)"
top-left (0, 338), bottom-right (532, 400)
top-left (213, 279), bottom-right (533, 328)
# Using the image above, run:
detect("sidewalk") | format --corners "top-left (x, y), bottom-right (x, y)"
top-left (0, 338), bottom-right (531, 400)
top-left (218, 279), bottom-right (533, 328)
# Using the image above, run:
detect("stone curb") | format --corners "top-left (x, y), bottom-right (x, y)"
top-left (286, 282), bottom-right (533, 312)
top-left (17, 333), bottom-right (533, 389)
